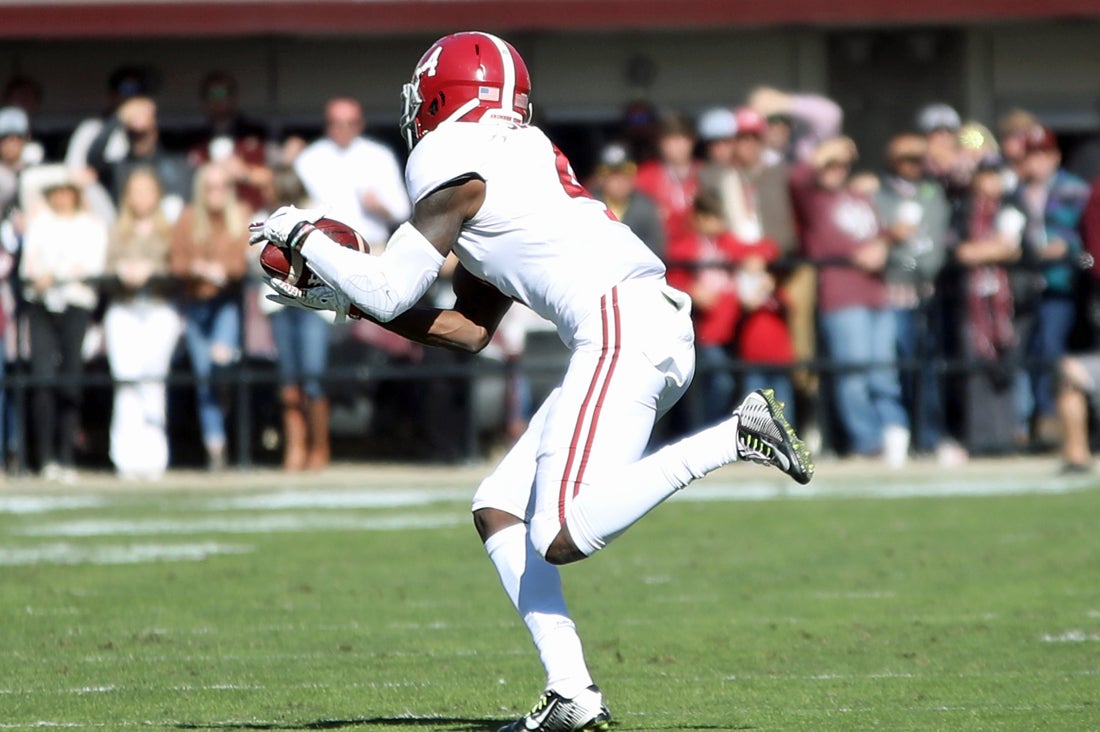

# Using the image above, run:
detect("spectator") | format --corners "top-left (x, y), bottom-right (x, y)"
top-left (293, 97), bottom-right (410, 247)
top-left (665, 192), bottom-right (742, 424)
top-left (958, 122), bottom-right (999, 181)
top-left (635, 113), bottom-right (700, 245)
top-left (1017, 125), bottom-right (1091, 446)
top-left (619, 99), bottom-right (661, 164)
top-left (65, 65), bottom-right (152, 173)
top-left (0, 193), bottom-right (14, 474)
top-left (748, 86), bottom-right (843, 167)
top-left (87, 96), bottom-right (192, 222)
top-left (19, 167), bottom-right (108, 481)
top-left (169, 163), bottom-right (250, 470)
top-left (697, 106), bottom-right (738, 173)
top-left (1055, 353), bottom-right (1100, 473)
top-left (1080, 173), bottom-right (1100, 346)
top-left (874, 131), bottom-right (954, 459)
top-left (696, 106), bottom-right (740, 236)
top-left (916, 102), bottom-right (969, 201)
top-left (792, 136), bottom-right (909, 464)
top-left (0, 107), bottom-right (28, 471)
top-left (591, 142), bottom-right (664, 256)
top-left (1, 80), bottom-right (44, 168)
top-left (945, 155), bottom-right (1027, 454)
top-left (187, 71), bottom-right (271, 212)
top-left (103, 168), bottom-right (181, 480)
top-left (700, 106), bottom-right (811, 418)
top-left (728, 234), bottom-right (796, 422)
top-left (0, 107), bottom-right (31, 214)
top-left (262, 166), bottom-right (333, 471)
top-left (997, 109), bottom-right (1039, 194)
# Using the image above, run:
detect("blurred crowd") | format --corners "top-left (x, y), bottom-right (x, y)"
top-left (594, 90), bottom-right (1099, 473)
top-left (2, 65), bottom-right (1100, 481)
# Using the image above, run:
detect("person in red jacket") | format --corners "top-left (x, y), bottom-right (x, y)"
top-left (666, 192), bottom-right (741, 424)
top-left (635, 114), bottom-right (701, 245)
top-left (667, 191), bottom-right (796, 425)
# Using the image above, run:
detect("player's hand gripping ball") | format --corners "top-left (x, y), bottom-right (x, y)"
top-left (258, 217), bottom-right (370, 289)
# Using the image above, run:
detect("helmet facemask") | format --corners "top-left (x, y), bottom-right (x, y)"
top-left (399, 81), bottom-right (422, 151)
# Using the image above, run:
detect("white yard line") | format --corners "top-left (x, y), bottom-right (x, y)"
top-left (0, 542), bottom-right (251, 566)
top-left (14, 512), bottom-right (467, 538)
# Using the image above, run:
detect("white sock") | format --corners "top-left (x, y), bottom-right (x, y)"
top-left (566, 415), bottom-right (740, 555)
top-left (484, 523), bottom-right (593, 697)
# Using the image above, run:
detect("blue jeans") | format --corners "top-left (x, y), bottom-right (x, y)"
top-left (696, 344), bottom-right (737, 424)
top-left (820, 306), bottom-right (908, 455)
top-left (893, 306), bottom-right (943, 451)
top-left (181, 296), bottom-right (240, 449)
top-left (269, 307), bottom-right (331, 399)
top-left (1029, 294), bottom-right (1076, 418)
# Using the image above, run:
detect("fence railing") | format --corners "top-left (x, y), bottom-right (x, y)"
top-left (0, 344), bottom-right (1065, 475)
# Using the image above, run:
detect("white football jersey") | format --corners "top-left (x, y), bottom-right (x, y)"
top-left (406, 122), bottom-right (666, 346)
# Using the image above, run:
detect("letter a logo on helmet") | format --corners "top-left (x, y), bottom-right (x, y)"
top-left (400, 31), bottom-right (533, 150)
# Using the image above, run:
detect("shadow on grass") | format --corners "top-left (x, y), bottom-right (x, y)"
top-left (174, 718), bottom-right (502, 730)
top-left (173, 720), bottom-right (753, 731)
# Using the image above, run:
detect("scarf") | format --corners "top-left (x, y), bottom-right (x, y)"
top-left (966, 196), bottom-right (1016, 361)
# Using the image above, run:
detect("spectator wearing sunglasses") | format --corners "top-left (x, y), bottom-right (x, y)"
top-left (187, 71), bottom-right (271, 212)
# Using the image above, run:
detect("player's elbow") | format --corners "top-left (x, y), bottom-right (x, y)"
top-left (458, 329), bottom-right (493, 354)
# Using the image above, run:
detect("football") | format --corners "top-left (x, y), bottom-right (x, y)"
top-left (259, 217), bottom-right (370, 288)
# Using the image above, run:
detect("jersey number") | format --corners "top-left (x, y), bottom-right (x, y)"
top-left (552, 144), bottom-right (618, 221)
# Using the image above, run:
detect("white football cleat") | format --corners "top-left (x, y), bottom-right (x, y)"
top-left (497, 685), bottom-right (610, 732)
top-left (734, 388), bottom-right (814, 484)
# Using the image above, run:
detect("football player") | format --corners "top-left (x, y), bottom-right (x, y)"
top-left (252, 31), bottom-right (814, 732)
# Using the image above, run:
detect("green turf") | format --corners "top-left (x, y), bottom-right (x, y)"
top-left (0, 472), bottom-right (1097, 730)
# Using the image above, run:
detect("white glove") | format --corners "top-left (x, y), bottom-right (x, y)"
top-left (248, 205), bottom-right (326, 249)
top-left (264, 276), bottom-right (354, 324)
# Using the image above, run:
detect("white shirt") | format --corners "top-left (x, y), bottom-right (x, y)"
top-left (20, 209), bottom-right (108, 312)
top-left (406, 122), bottom-right (666, 347)
top-left (294, 135), bottom-right (411, 247)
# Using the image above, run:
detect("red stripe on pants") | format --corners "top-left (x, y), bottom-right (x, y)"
top-left (572, 287), bottom-right (622, 498)
top-left (557, 289), bottom-right (617, 523)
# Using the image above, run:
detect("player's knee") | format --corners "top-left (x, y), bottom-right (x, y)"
top-left (472, 507), bottom-right (522, 543)
top-left (536, 524), bottom-right (587, 565)
top-left (544, 533), bottom-right (587, 565)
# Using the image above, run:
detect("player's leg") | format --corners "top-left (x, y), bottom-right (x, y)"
top-left (472, 392), bottom-right (598, 702)
top-left (528, 282), bottom-right (811, 565)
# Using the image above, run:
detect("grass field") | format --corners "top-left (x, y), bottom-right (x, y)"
top-left (0, 459), bottom-right (1097, 731)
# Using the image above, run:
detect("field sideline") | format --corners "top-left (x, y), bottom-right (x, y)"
top-left (1, 456), bottom-right (1097, 731)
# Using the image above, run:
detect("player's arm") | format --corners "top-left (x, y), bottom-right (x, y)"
top-left (268, 177), bottom-right (485, 322)
top-left (369, 264), bottom-right (512, 353)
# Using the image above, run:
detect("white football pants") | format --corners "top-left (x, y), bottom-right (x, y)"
top-left (473, 277), bottom-right (695, 551)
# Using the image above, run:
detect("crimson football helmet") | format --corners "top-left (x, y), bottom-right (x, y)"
top-left (400, 31), bottom-right (533, 150)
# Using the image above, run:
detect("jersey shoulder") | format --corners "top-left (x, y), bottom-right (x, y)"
top-left (406, 123), bottom-right (497, 204)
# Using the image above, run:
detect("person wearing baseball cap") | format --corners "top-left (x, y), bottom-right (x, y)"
top-left (0, 106), bottom-right (30, 213)
top-left (915, 102), bottom-right (968, 198)
top-left (592, 142), bottom-right (664, 257)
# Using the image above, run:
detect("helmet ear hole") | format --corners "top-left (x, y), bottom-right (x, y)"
top-left (427, 97), bottom-right (439, 116)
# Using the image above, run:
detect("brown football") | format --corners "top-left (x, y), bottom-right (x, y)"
top-left (259, 217), bottom-right (370, 288)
